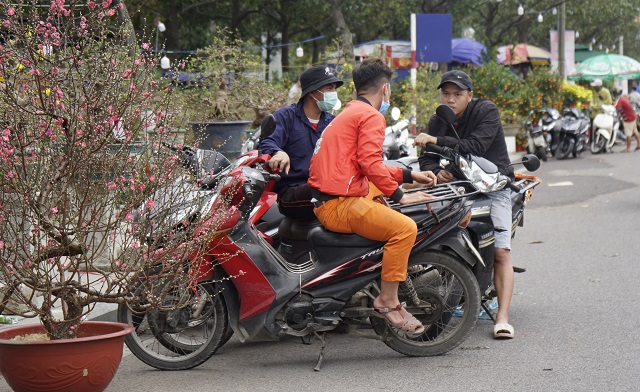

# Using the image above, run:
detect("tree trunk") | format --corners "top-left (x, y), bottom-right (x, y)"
top-left (116, 1), bottom-right (137, 55)
top-left (281, 21), bottom-right (290, 73)
top-left (329, 0), bottom-right (354, 67)
top-left (166, 1), bottom-right (181, 52)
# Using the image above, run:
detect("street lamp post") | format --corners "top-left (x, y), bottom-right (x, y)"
top-left (558, 1), bottom-right (565, 80)
top-left (155, 21), bottom-right (166, 53)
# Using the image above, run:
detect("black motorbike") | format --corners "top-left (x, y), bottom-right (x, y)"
top-left (555, 107), bottom-right (590, 160)
top-left (537, 108), bottom-right (562, 157)
top-left (390, 105), bottom-right (541, 319)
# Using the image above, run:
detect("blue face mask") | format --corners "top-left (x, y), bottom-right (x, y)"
top-left (379, 100), bottom-right (390, 115)
top-left (379, 84), bottom-right (390, 115)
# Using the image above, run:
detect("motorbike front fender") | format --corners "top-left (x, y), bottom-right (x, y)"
top-left (596, 128), bottom-right (611, 140)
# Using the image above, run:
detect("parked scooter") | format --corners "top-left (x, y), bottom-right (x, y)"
top-left (119, 115), bottom-right (483, 371)
top-left (590, 104), bottom-right (621, 154)
top-left (382, 107), bottom-right (413, 160)
top-left (538, 108), bottom-right (562, 157)
top-left (523, 111), bottom-right (550, 161)
top-left (555, 107), bottom-right (590, 159)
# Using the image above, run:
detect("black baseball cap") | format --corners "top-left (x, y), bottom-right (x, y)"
top-left (300, 65), bottom-right (344, 97)
top-left (437, 70), bottom-right (473, 91)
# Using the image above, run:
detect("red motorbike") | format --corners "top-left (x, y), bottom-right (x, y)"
top-left (118, 118), bottom-right (482, 371)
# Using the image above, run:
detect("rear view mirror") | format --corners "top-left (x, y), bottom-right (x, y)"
top-left (521, 154), bottom-right (540, 172)
top-left (259, 114), bottom-right (276, 139)
top-left (435, 104), bottom-right (456, 125)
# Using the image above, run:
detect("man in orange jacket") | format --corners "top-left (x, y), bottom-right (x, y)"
top-left (308, 58), bottom-right (437, 335)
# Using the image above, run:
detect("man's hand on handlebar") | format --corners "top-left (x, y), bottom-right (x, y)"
top-left (437, 170), bottom-right (454, 183)
top-left (268, 151), bottom-right (291, 175)
top-left (413, 133), bottom-right (437, 148)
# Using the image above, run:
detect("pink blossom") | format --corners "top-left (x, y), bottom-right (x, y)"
top-left (107, 181), bottom-right (116, 190)
top-left (51, 207), bottom-right (58, 214)
top-left (0, 241), bottom-right (4, 249)
top-left (142, 43), bottom-right (150, 50)
top-left (107, 9), bottom-right (116, 16)
top-left (51, 67), bottom-right (59, 74)
top-left (149, 175), bottom-right (156, 182)
top-left (88, 1), bottom-right (96, 9)
top-left (7, 8), bottom-right (15, 16)
top-left (145, 200), bottom-right (155, 210)
top-left (131, 241), bottom-right (140, 249)
top-left (125, 213), bottom-right (133, 222)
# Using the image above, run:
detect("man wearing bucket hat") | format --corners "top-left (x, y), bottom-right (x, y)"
top-left (260, 65), bottom-right (343, 220)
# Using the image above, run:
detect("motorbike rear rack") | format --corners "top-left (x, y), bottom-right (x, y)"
top-left (382, 181), bottom-right (476, 210)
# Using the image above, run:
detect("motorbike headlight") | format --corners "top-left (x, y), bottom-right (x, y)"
top-left (459, 158), bottom-right (504, 193)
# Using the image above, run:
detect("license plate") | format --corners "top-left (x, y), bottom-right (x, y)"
top-left (533, 134), bottom-right (545, 146)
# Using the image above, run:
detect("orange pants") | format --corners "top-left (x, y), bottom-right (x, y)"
top-left (313, 185), bottom-right (417, 282)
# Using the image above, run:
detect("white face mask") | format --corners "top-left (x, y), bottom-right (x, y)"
top-left (313, 90), bottom-right (338, 111)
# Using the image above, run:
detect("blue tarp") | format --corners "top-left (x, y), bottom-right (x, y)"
top-left (451, 38), bottom-right (486, 66)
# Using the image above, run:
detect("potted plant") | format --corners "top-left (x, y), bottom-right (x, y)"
top-left (169, 34), bottom-right (288, 159)
top-left (0, 2), bottom-right (219, 390)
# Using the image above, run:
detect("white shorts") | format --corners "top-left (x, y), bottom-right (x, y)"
top-left (623, 120), bottom-right (638, 138)
top-left (486, 189), bottom-right (512, 250)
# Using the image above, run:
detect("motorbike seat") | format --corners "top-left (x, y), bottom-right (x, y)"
top-left (279, 217), bottom-right (322, 242)
top-left (308, 226), bottom-right (386, 248)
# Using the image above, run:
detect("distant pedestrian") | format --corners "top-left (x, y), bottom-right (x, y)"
top-left (590, 79), bottom-right (612, 120)
top-left (613, 88), bottom-right (640, 152)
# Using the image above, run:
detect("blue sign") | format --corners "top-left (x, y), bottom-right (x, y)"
top-left (415, 14), bottom-right (452, 63)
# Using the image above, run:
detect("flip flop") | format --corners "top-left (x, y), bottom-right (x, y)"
top-left (493, 323), bottom-right (514, 339)
top-left (373, 304), bottom-right (425, 335)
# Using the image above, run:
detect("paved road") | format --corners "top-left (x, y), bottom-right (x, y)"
top-left (4, 148), bottom-right (640, 391)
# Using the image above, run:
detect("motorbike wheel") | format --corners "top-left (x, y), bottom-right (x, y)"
top-left (117, 282), bottom-right (227, 370)
top-left (555, 138), bottom-right (574, 160)
top-left (535, 146), bottom-right (548, 162)
top-left (573, 139), bottom-right (586, 158)
top-left (370, 251), bottom-right (480, 357)
top-left (590, 134), bottom-right (606, 154)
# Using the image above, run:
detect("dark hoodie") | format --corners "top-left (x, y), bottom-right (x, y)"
top-left (418, 98), bottom-right (514, 180)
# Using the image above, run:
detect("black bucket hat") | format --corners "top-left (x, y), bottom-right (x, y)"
top-left (300, 65), bottom-right (344, 97)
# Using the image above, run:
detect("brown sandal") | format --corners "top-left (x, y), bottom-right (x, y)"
top-left (373, 304), bottom-right (425, 335)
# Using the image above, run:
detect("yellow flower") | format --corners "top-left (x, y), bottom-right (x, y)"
top-left (45, 88), bottom-right (51, 95)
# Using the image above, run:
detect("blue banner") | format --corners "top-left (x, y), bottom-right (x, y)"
top-left (415, 14), bottom-right (452, 63)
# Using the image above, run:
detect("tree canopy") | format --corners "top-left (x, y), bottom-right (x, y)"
top-left (124, 0), bottom-right (639, 71)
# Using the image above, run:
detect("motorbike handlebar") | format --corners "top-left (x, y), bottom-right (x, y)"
top-left (507, 180), bottom-right (521, 193)
top-left (423, 143), bottom-right (446, 156)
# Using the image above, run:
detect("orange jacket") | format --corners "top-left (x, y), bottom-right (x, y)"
top-left (308, 99), bottom-right (411, 203)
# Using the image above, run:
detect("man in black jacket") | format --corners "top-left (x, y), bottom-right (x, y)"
top-left (413, 70), bottom-right (516, 339)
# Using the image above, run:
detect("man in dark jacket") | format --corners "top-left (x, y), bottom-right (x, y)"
top-left (260, 65), bottom-right (343, 220)
top-left (413, 70), bottom-right (516, 339)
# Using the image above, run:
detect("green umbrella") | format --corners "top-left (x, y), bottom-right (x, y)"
top-left (567, 53), bottom-right (640, 82)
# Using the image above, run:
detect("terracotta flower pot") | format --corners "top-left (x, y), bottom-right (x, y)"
top-left (0, 321), bottom-right (134, 392)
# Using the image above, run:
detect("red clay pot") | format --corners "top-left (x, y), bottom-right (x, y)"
top-left (0, 321), bottom-right (134, 392)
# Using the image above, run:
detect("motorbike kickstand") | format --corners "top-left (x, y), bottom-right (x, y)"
top-left (481, 301), bottom-right (496, 323)
top-left (312, 331), bottom-right (328, 371)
